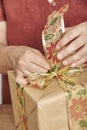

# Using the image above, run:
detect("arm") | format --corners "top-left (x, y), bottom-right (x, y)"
top-left (0, 21), bottom-right (10, 73)
top-left (0, 21), bottom-right (19, 74)
top-left (0, 21), bottom-right (50, 85)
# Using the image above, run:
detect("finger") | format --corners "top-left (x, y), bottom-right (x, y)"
top-left (56, 25), bottom-right (81, 50)
top-left (16, 68), bottom-right (28, 85)
top-left (24, 62), bottom-right (49, 73)
top-left (20, 57), bottom-right (50, 73)
top-left (21, 70), bottom-right (32, 76)
top-left (17, 59), bottom-right (49, 73)
top-left (62, 45), bottom-right (87, 65)
top-left (35, 54), bottom-right (51, 70)
top-left (16, 74), bottom-right (28, 86)
top-left (71, 56), bottom-right (87, 67)
top-left (16, 64), bottom-right (33, 77)
top-left (57, 37), bottom-right (84, 60)
top-left (22, 51), bottom-right (51, 70)
top-left (29, 53), bottom-right (51, 70)
top-left (18, 53), bottom-right (51, 72)
top-left (16, 68), bottom-right (25, 76)
top-left (16, 58), bottom-right (50, 74)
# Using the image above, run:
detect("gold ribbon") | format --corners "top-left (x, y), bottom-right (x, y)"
top-left (27, 4), bottom-right (86, 90)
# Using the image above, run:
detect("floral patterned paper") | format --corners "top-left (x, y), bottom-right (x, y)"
top-left (16, 84), bottom-right (28, 130)
top-left (67, 88), bottom-right (87, 130)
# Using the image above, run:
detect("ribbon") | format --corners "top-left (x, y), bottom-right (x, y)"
top-left (27, 4), bottom-right (86, 90)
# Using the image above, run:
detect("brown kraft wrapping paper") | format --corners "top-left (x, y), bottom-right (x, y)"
top-left (8, 4), bottom-right (87, 130)
top-left (8, 71), bottom-right (87, 130)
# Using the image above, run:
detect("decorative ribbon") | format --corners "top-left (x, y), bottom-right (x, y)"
top-left (27, 4), bottom-right (86, 90)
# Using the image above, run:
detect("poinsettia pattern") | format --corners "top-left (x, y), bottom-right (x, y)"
top-left (69, 97), bottom-right (87, 121)
top-left (46, 42), bottom-right (59, 64)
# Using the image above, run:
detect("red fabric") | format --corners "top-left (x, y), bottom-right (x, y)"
top-left (0, 0), bottom-right (5, 21)
top-left (0, 0), bottom-right (87, 104)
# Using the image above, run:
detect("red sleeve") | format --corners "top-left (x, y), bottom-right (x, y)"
top-left (0, 0), bottom-right (5, 21)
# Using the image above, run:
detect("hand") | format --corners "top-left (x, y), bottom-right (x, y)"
top-left (10, 46), bottom-right (50, 85)
top-left (56, 22), bottom-right (87, 67)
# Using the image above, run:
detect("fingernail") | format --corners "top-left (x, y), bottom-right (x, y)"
top-left (57, 53), bottom-right (63, 59)
top-left (71, 63), bottom-right (76, 67)
top-left (63, 60), bottom-right (68, 65)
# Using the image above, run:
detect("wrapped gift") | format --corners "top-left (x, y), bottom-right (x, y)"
top-left (8, 4), bottom-right (87, 130)
top-left (8, 71), bottom-right (87, 130)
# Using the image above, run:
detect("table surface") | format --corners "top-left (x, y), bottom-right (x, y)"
top-left (0, 105), bottom-right (16, 130)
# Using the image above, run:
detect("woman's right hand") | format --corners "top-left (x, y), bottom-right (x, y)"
top-left (0, 22), bottom-right (50, 85)
top-left (9, 46), bottom-right (50, 85)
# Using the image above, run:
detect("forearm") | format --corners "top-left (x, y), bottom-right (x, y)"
top-left (0, 43), bottom-right (34, 75)
top-left (0, 21), bottom-right (13, 74)
top-left (0, 43), bottom-right (16, 74)
top-left (0, 43), bottom-right (25, 74)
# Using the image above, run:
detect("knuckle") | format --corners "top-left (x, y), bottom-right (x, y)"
top-left (63, 45), bottom-right (74, 56)
top-left (18, 58), bottom-right (22, 65)
top-left (24, 50), bottom-right (30, 56)
top-left (71, 43), bottom-right (80, 51)
top-left (59, 37), bottom-right (67, 47)
top-left (34, 49), bottom-right (40, 53)
top-left (73, 54), bottom-right (80, 61)
top-left (67, 40), bottom-right (83, 54)
top-left (66, 45), bottom-right (75, 53)
top-left (78, 38), bottom-right (85, 46)
top-left (61, 33), bottom-right (72, 45)
top-left (79, 36), bottom-right (83, 42)
top-left (18, 57), bottom-right (24, 66)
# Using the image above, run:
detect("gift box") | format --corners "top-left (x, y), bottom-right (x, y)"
top-left (8, 4), bottom-right (87, 130)
top-left (8, 70), bottom-right (87, 130)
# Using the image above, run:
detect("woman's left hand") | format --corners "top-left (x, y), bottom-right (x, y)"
top-left (56, 22), bottom-right (87, 67)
